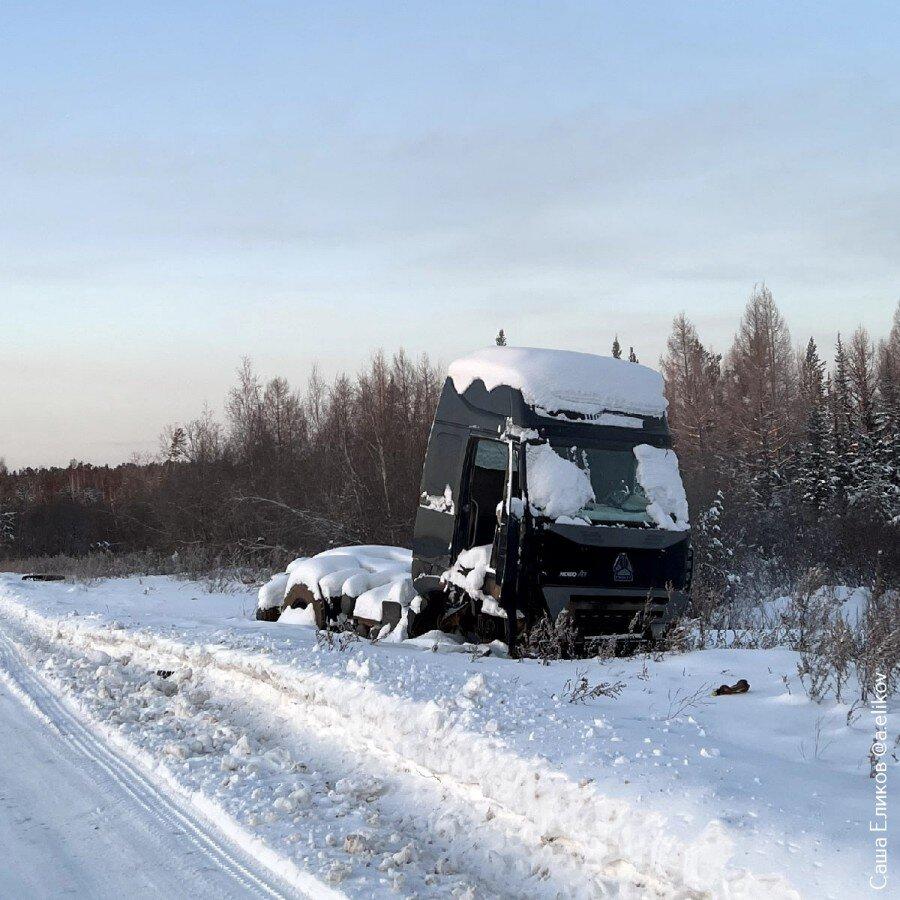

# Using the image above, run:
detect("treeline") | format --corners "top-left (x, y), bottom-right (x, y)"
top-left (1, 287), bottom-right (898, 595)
top-left (0, 351), bottom-right (442, 563)
top-left (660, 286), bottom-right (899, 602)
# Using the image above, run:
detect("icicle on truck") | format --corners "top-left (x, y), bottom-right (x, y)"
top-left (257, 347), bottom-right (692, 652)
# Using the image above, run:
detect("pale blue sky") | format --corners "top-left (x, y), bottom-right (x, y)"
top-left (2, 2), bottom-right (898, 467)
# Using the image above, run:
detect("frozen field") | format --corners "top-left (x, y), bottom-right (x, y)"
top-left (0, 573), bottom-right (892, 898)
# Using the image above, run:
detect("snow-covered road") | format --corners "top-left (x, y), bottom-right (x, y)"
top-left (0, 628), bottom-right (295, 899)
top-left (0, 573), bottom-right (892, 897)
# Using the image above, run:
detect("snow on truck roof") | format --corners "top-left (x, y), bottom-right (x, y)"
top-left (447, 346), bottom-right (667, 419)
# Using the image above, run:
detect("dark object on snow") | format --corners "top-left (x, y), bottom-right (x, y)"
top-left (155, 669), bottom-right (174, 679)
top-left (712, 679), bottom-right (750, 696)
top-left (410, 355), bottom-right (692, 646)
top-left (22, 573), bottom-right (66, 582)
top-left (255, 606), bottom-right (280, 622)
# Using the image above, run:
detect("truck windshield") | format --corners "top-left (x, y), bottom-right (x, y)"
top-left (548, 442), bottom-right (651, 525)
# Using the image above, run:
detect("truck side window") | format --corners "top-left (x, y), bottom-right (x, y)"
top-left (421, 431), bottom-right (463, 495)
top-left (463, 439), bottom-right (509, 550)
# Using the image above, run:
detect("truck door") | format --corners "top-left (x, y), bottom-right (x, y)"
top-left (457, 438), bottom-right (509, 555)
top-left (412, 428), bottom-right (465, 577)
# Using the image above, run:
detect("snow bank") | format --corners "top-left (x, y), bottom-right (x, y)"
top-left (633, 444), bottom-right (690, 530)
top-left (448, 346), bottom-right (667, 419)
top-left (526, 442), bottom-right (595, 519)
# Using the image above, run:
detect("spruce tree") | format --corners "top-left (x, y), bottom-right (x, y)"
top-left (796, 338), bottom-right (830, 509)
top-left (611, 335), bottom-right (622, 359)
top-left (829, 335), bottom-right (854, 500)
top-left (495, 329), bottom-right (507, 347)
top-left (628, 346), bottom-right (638, 363)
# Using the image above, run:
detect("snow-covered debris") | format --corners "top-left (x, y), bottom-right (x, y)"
top-left (633, 444), bottom-right (690, 530)
top-left (420, 485), bottom-right (455, 514)
top-left (257, 572), bottom-right (289, 610)
top-left (526, 441), bottom-right (595, 519)
top-left (440, 545), bottom-right (516, 618)
top-left (441, 545), bottom-right (493, 598)
top-left (448, 346), bottom-right (667, 419)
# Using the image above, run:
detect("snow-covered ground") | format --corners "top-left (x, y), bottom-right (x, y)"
top-left (0, 573), bottom-right (893, 898)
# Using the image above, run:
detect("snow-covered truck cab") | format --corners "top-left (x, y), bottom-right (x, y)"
top-left (411, 347), bottom-right (692, 648)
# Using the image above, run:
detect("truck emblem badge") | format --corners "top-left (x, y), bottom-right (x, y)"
top-left (613, 553), bottom-right (634, 583)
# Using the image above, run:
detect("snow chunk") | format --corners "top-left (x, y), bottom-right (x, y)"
top-left (448, 346), bottom-right (667, 419)
top-left (278, 604), bottom-right (316, 626)
top-left (441, 545), bottom-right (493, 598)
top-left (526, 442), bottom-right (595, 519)
top-left (341, 565), bottom-right (408, 600)
top-left (633, 445), bottom-right (689, 531)
top-left (257, 572), bottom-right (289, 610)
top-left (353, 577), bottom-right (416, 622)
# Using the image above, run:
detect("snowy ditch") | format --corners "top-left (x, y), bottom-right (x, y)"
top-left (2, 574), bottom-right (890, 897)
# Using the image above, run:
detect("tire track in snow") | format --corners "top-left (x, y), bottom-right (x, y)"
top-left (2, 609), bottom-right (679, 897)
top-left (0, 627), bottom-right (315, 900)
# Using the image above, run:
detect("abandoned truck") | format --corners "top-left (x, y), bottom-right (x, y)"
top-left (257, 347), bottom-right (691, 651)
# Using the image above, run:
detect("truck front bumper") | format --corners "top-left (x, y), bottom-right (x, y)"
top-left (542, 585), bottom-right (690, 639)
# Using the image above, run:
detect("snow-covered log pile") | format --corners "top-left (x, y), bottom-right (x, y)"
top-left (258, 545), bottom-right (414, 634)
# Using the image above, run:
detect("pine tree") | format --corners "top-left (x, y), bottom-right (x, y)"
top-left (795, 338), bottom-right (831, 509)
top-left (611, 335), bottom-right (622, 359)
top-left (495, 329), bottom-right (507, 347)
top-left (628, 346), bottom-right (638, 363)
